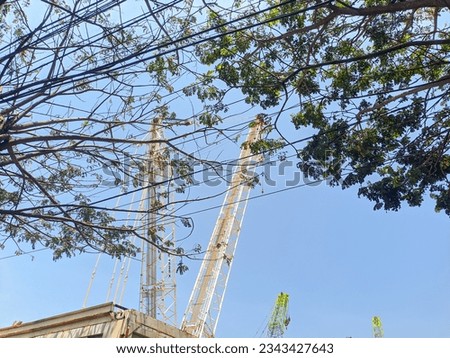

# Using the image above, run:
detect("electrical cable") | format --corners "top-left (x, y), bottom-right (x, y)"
top-left (0, 109), bottom-right (370, 222)
top-left (0, 0), bottom-right (332, 105)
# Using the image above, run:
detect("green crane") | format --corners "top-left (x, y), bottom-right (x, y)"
top-left (267, 292), bottom-right (290, 338)
top-left (372, 316), bottom-right (384, 338)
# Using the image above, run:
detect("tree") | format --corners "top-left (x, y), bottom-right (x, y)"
top-left (0, 0), bottom-right (247, 260)
top-left (192, 0), bottom-right (450, 216)
top-left (4, 0), bottom-right (448, 262)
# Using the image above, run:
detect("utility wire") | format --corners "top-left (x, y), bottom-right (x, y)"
top-left (2, 109), bottom-right (371, 218)
top-left (0, 0), bottom-right (332, 104)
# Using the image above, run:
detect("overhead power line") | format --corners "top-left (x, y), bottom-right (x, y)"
top-left (0, 0), bottom-right (332, 104)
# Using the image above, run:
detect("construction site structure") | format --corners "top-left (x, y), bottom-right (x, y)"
top-left (372, 316), bottom-right (384, 338)
top-left (82, 119), bottom-right (177, 326)
top-left (0, 119), bottom-right (264, 338)
top-left (0, 303), bottom-right (192, 338)
top-left (181, 118), bottom-right (264, 337)
top-left (139, 118), bottom-right (177, 326)
top-left (267, 292), bottom-right (290, 338)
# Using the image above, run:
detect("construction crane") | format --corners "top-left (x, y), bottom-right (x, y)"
top-left (372, 316), bottom-right (384, 338)
top-left (83, 118), bottom-right (177, 328)
top-left (180, 118), bottom-right (264, 337)
top-left (267, 292), bottom-right (290, 338)
top-left (139, 118), bottom-right (177, 326)
top-left (84, 117), bottom-right (263, 334)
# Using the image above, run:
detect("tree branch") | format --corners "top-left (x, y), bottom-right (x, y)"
top-left (284, 38), bottom-right (450, 83)
top-left (332, 0), bottom-right (449, 16)
top-left (260, 12), bottom-right (337, 44)
top-left (356, 74), bottom-right (450, 120)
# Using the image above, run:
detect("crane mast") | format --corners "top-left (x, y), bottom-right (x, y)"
top-left (139, 119), bottom-right (177, 326)
top-left (181, 118), bottom-right (264, 337)
top-left (372, 316), bottom-right (384, 338)
top-left (267, 292), bottom-right (290, 338)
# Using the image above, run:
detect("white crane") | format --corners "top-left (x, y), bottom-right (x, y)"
top-left (84, 117), bottom-right (264, 335)
top-left (139, 118), bottom-right (177, 326)
top-left (181, 117), bottom-right (264, 337)
top-left (83, 118), bottom-right (176, 327)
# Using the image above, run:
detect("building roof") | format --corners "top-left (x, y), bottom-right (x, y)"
top-left (0, 303), bottom-right (193, 338)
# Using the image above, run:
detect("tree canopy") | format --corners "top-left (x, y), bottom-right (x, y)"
top-left (0, 0), bottom-right (234, 260)
top-left (193, 0), bottom-right (450, 216)
top-left (1, 0), bottom-right (449, 261)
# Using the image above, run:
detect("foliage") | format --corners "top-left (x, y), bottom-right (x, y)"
top-left (193, 0), bottom-right (450, 216)
top-left (4, 0), bottom-right (448, 263)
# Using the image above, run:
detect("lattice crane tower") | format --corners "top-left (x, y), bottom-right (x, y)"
top-left (139, 118), bottom-right (177, 326)
top-left (372, 316), bottom-right (384, 338)
top-left (181, 118), bottom-right (264, 337)
top-left (267, 292), bottom-right (290, 338)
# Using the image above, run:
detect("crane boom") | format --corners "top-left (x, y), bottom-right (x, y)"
top-left (181, 118), bottom-right (264, 337)
top-left (267, 292), bottom-right (290, 338)
top-left (372, 316), bottom-right (384, 338)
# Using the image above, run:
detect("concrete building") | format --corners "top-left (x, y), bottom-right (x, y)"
top-left (0, 303), bottom-right (193, 338)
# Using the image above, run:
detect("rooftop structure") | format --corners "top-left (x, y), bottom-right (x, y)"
top-left (0, 303), bottom-right (192, 338)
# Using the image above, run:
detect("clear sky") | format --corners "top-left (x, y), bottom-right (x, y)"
top-left (0, 0), bottom-right (449, 339)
